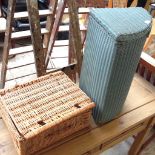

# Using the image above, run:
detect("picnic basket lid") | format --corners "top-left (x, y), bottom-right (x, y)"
top-left (0, 71), bottom-right (95, 139)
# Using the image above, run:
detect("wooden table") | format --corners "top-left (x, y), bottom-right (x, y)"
top-left (0, 74), bottom-right (155, 155)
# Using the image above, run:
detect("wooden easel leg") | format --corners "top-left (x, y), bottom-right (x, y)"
top-left (128, 117), bottom-right (155, 155)
top-left (108, 0), bottom-right (113, 8)
top-left (0, 0), bottom-right (16, 89)
top-left (45, 0), bottom-right (66, 68)
top-left (68, 22), bottom-right (76, 82)
top-left (26, 0), bottom-right (46, 77)
top-left (67, 0), bottom-right (83, 76)
top-left (43, 0), bottom-right (58, 58)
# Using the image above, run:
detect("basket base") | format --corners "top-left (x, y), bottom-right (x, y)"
top-left (34, 126), bottom-right (91, 155)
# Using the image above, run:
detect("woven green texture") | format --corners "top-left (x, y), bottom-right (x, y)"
top-left (80, 8), bottom-right (152, 124)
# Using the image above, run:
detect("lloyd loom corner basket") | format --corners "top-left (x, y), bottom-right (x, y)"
top-left (0, 71), bottom-right (95, 155)
top-left (80, 8), bottom-right (152, 124)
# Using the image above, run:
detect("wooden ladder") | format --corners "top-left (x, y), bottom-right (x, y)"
top-left (45, 0), bottom-right (107, 78)
top-left (45, 0), bottom-right (83, 80)
top-left (0, 0), bottom-right (57, 88)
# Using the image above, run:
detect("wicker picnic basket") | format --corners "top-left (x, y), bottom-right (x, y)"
top-left (0, 71), bottom-right (95, 155)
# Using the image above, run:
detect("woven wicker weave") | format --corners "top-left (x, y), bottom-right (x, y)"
top-left (80, 8), bottom-right (151, 124)
top-left (0, 71), bottom-right (95, 155)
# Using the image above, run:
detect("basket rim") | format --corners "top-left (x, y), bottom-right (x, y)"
top-left (0, 71), bottom-right (64, 96)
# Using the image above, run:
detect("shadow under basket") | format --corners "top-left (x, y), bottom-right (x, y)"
top-left (0, 71), bottom-right (95, 155)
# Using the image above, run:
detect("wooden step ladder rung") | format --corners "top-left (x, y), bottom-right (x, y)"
top-left (9, 40), bottom-right (68, 56)
top-left (6, 62), bottom-right (76, 82)
top-left (6, 72), bottom-right (36, 82)
top-left (9, 45), bottom-right (47, 56)
top-left (9, 45), bottom-right (33, 55)
top-left (7, 57), bottom-right (55, 70)
top-left (7, 55), bottom-right (68, 70)
top-left (7, 62), bottom-right (35, 70)
top-left (64, 8), bottom-right (90, 14)
top-left (11, 28), bottom-right (49, 39)
top-left (14, 9), bottom-right (53, 19)
top-left (6, 63), bottom-right (71, 82)
top-left (54, 40), bottom-right (69, 47)
top-left (58, 25), bottom-right (87, 32)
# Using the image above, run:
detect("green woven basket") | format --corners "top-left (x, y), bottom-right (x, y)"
top-left (80, 8), bottom-right (152, 124)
